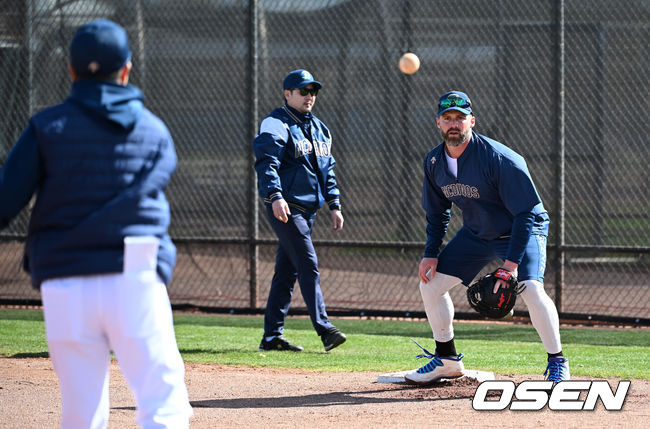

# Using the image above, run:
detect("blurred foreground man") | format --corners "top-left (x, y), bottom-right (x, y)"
top-left (0, 19), bottom-right (192, 428)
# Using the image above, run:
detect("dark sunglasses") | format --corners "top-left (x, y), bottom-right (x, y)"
top-left (294, 87), bottom-right (318, 97)
top-left (439, 96), bottom-right (470, 109)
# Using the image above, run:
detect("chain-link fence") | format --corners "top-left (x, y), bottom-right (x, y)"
top-left (1, 0), bottom-right (648, 322)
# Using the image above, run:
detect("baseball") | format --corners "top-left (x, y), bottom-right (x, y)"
top-left (399, 52), bottom-right (420, 75)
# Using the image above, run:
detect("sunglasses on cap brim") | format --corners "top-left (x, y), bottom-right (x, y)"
top-left (439, 96), bottom-right (470, 109)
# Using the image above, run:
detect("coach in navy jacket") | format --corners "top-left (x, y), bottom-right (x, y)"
top-left (0, 30), bottom-right (176, 289)
top-left (253, 69), bottom-right (346, 353)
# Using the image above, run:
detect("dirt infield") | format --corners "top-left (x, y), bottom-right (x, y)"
top-left (1, 357), bottom-right (648, 428)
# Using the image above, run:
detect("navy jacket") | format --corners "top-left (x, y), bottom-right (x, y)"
top-left (422, 132), bottom-right (549, 264)
top-left (253, 104), bottom-right (340, 216)
top-left (0, 80), bottom-right (177, 288)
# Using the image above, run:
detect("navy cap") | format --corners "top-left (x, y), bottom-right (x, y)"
top-left (70, 19), bottom-right (131, 76)
top-left (283, 69), bottom-right (322, 90)
top-left (437, 90), bottom-right (472, 117)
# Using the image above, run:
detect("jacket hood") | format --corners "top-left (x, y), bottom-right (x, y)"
top-left (68, 80), bottom-right (144, 130)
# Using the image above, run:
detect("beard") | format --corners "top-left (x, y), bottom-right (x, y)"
top-left (441, 128), bottom-right (470, 147)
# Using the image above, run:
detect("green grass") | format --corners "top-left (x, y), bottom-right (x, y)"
top-left (1, 308), bottom-right (648, 379)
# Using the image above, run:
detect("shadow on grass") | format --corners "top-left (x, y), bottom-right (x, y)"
top-left (177, 315), bottom-right (650, 347)
top-left (3, 309), bottom-right (649, 347)
top-left (6, 352), bottom-right (49, 358)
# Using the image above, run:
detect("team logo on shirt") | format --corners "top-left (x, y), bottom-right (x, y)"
top-left (294, 139), bottom-right (331, 158)
top-left (441, 182), bottom-right (480, 199)
top-left (313, 140), bottom-right (331, 157)
top-left (294, 139), bottom-right (313, 157)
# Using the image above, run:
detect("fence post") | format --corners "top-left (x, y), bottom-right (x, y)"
top-left (26, 0), bottom-right (34, 117)
top-left (134, 0), bottom-right (147, 93)
top-left (247, 0), bottom-right (259, 310)
top-left (552, 0), bottom-right (565, 312)
top-left (399, 0), bottom-right (413, 241)
top-left (593, 25), bottom-right (606, 245)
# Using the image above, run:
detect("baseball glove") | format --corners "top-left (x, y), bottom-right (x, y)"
top-left (466, 268), bottom-right (526, 319)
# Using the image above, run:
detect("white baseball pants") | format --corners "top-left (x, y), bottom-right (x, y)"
top-left (419, 273), bottom-right (562, 354)
top-left (41, 237), bottom-right (192, 429)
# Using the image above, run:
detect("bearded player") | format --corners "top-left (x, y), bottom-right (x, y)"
top-left (403, 91), bottom-right (569, 385)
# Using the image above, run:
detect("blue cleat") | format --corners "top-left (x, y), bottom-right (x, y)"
top-left (544, 356), bottom-right (570, 384)
top-left (404, 340), bottom-right (464, 385)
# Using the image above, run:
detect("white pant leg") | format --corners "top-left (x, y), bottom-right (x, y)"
top-left (103, 270), bottom-right (192, 429)
top-left (419, 273), bottom-right (463, 342)
top-left (519, 280), bottom-right (562, 354)
top-left (42, 277), bottom-right (111, 429)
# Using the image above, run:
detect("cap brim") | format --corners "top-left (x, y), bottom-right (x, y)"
top-left (437, 106), bottom-right (472, 117)
top-left (295, 80), bottom-right (322, 90)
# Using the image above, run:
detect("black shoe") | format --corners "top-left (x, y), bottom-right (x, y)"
top-left (258, 335), bottom-right (303, 352)
top-left (321, 327), bottom-right (346, 351)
